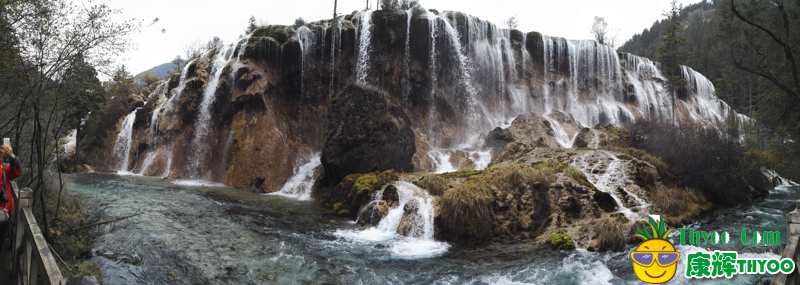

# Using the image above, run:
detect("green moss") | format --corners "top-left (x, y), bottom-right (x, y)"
top-left (547, 231), bottom-right (575, 250)
top-left (332, 202), bottom-right (345, 212)
top-left (337, 210), bottom-right (351, 216)
top-left (251, 25), bottom-right (294, 44)
top-left (354, 173), bottom-right (378, 194)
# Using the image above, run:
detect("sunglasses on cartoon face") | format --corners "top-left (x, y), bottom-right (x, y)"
top-left (630, 252), bottom-right (680, 267)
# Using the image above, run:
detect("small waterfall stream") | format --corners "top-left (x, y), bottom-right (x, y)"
top-left (334, 181), bottom-right (449, 258)
top-left (111, 110), bottom-right (139, 172)
top-left (355, 10), bottom-right (374, 84)
top-left (269, 153), bottom-right (322, 201)
top-left (190, 45), bottom-right (236, 178)
top-left (571, 151), bottom-right (647, 220)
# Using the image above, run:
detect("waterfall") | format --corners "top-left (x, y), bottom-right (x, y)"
top-left (588, 129), bottom-right (600, 149)
top-left (329, 17), bottom-right (342, 104)
top-left (426, 12), bottom-right (438, 134)
top-left (270, 153), bottom-right (322, 201)
top-left (762, 168), bottom-right (800, 189)
top-left (230, 34), bottom-right (253, 87)
top-left (190, 45), bottom-right (235, 178)
top-left (402, 9), bottom-right (412, 105)
top-left (135, 82), bottom-right (169, 175)
top-left (112, 110), bottom-right (138, 172)
top-left (543, 112), bottom-right (577, 148)
top-left (355, 10), bottom-right (374, 84)
top-left (295, 26), bottom-right (315, 98)
top-left (572, 151), bottom-right (648, 220)
top-left (334, 181), bottom-right (449, 258)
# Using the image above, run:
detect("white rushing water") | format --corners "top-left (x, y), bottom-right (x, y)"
top-left (62, 129), bottom-right (77, 156)
top-left (571, 151), bottom-right (647, 221)
top-left (355, 10), bottom-right (374, 84)
top-left (269, 153), bottom-right (322, 201)
top-left (334, 181), bottom-right (449, 259)
top-left (111, 110), bottom-right (139, 172)
top-left (762, 168), bottom-right (800, 190)
top-left (190, 45), bottom-right (236, 178)
top-left (543, 112), bottom-right (577, 148)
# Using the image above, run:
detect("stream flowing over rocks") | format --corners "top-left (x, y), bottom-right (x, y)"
top-left (69, 173), bottom-right (794, 284)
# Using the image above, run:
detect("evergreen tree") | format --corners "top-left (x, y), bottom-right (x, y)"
top-left (62, 56), bottom-right (106, 161)
top-left (657, 0), bottom-right (689, 124)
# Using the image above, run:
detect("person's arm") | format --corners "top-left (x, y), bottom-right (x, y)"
top-left (0, 145), bottom-right (22, 180)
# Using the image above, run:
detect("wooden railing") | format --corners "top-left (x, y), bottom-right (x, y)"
top-left (1, 182), bottom-right (64, 285)
top-left (773, 200), bottom-right (800, 285)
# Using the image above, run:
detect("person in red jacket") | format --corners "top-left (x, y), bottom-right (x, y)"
top-left (0, 143), bottom-right (22, 244)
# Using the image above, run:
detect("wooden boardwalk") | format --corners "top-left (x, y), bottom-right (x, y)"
top-left (0, 184), bottom-right (65, 285)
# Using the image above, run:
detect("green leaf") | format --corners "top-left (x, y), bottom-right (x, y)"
top-left (662, 228), bottom-right (674, 239)
top-left (635, 233), bottom-right (649, 241)
top-left (648, 217), bottom-right (658, 238)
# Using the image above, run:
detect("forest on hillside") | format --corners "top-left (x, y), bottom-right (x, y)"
top-left (620, 0), bottom-right (800, 182)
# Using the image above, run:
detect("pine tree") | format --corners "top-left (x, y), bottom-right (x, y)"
top-left (657, 0), bottom-right (689, 124)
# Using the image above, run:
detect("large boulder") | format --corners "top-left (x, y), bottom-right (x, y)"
top-left (322, 84), bottom-right (415, 183)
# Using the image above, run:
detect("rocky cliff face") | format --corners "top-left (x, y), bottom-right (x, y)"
top-left (106, 7), bottom-right (746, 192)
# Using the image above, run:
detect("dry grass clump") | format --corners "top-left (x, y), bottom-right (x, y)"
top-left (439, 181), bottom-right (494, 241)
top-left (592, 218), bottom-right (626, 251)
top-left (650, 186), bottom-right (710, 224)
top-left (417, 175), bottom-right (450, 196)
top-left (483, 165), bottom-right (556, 194)
top-left (563, 165), bottom-right (595, 190)
top-left (604, 146), bottom-right (671, 180)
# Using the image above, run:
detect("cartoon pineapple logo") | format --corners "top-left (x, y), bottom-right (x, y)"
top-left (630, 215), bottom-right (680, 284)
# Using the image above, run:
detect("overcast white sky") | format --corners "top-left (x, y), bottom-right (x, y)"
top-left (99, 0), bottom-right (692, 75)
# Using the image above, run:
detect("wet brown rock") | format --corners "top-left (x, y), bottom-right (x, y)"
top-left (321, 84), bottom-right (415, 183)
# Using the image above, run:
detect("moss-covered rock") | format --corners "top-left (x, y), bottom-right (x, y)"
top-left (547, 231), bottom-right (575, 250)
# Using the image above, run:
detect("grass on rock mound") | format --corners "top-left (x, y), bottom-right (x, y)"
top-left (439, 181), bottom-right (494, 241)
top-left (651, 186), bottom-right (710, 226)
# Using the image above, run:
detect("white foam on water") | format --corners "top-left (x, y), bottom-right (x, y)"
top-left (172, 179), bottom-right (226, 187)
top-left (333, 181), bottom-right (450, 259)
